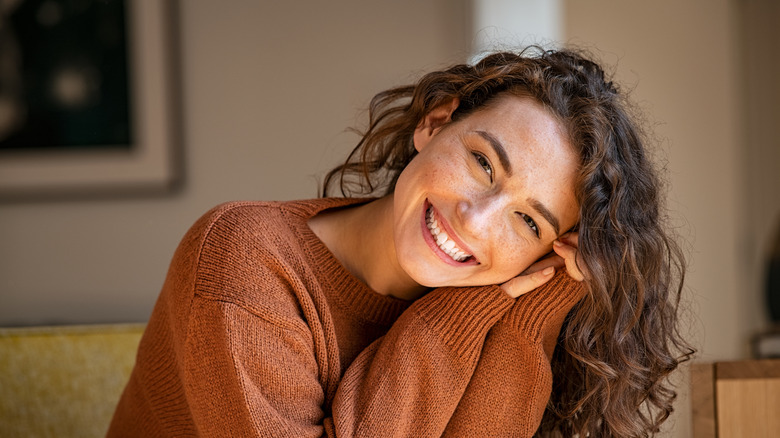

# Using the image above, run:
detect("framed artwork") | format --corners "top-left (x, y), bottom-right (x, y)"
top-left (0, 0), bottom-right (179, 198)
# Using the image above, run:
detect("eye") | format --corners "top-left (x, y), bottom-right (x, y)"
top-left (519, 213), bottom-right (540, 237)
top-left (472, 152), bottom-right (493, 181)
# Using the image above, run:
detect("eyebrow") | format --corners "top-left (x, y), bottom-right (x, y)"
top-left (476, 131), bottom-right (512, 176)
top-left (528, 198), bottom-right (561, 236)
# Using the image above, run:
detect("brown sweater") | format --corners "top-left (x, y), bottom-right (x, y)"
top-left (108, 198), bottom-right (584, 437)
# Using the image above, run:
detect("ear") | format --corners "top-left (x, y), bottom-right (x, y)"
top-left (413, 98), bottom-right (459, 152)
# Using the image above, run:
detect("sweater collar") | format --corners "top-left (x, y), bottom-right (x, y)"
top-left (282, 198), bottom-right (411, 326)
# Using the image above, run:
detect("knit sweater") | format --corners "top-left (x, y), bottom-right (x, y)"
top-left (108, 198), bottom-right (584, 437)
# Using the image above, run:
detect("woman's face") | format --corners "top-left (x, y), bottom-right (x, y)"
top-left (392, 94), bottom-right (580, 288)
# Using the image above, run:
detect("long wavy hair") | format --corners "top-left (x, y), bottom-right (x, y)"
top-left (323, 47), bottom-right (694, 437)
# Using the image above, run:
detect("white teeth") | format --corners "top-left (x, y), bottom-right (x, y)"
top-left (425, 206), bottom-right (472, 262)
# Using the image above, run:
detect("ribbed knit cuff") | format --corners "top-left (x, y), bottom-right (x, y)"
top-left (412, 286), bottom-right (514, 363)
top-left (503, 271), bottom-right (585, 358)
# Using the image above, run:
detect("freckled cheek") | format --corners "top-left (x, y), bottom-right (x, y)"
top-left (428, 160), bottom-right (480, 196)
top-left (421, 165), bottom-right (462, 194)
top-left (494, 238), bottom-right (547, 276)
top-left (501, 245), bottom-right (532, 272)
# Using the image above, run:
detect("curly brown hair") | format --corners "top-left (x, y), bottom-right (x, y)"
top-left (323, 47), bottom-right (694, 437)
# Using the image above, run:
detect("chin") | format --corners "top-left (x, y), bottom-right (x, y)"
top-left (408, 270), bottom-right (478, 289)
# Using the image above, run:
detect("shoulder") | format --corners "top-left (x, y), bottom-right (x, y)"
top-left (193, 198), bottom-right (357, 258)
top-left (174, 201), bottom-right (289, 274)
top-left (190, 200), bottom-right (313, 292)
top-left (183, 199), bottom-right (360, 311)
top-left (195, 200), bottom-right (298, 234)
top-left (195, 200), bottom-right (294, 247)
top-left (194, 198), bottom-right (363, 243)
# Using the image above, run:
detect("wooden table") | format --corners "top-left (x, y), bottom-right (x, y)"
top-left (691, 358), bottom-right (780, 437)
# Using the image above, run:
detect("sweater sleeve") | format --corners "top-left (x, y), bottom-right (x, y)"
top-left (327, 285), bottom-right (515, 437)
top-left (442, 271), bottom-right (585, 437)
top-left (183, 283), bottom-right (514, 438)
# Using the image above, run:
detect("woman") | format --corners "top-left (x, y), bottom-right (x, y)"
top-left (109, 47), bottom-right (692, 437)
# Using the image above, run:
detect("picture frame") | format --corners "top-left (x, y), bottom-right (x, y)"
top-left (0, 0), bottom-right (179, 199)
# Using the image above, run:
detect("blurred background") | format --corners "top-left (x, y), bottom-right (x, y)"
top-left (1, 0), bottom-right (779, 435)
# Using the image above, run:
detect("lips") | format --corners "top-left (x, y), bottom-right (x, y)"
top-left (423, 202), bottom-right (475, 264)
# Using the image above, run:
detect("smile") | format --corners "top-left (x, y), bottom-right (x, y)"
top-left (425, 205), bottom-right (473, 262)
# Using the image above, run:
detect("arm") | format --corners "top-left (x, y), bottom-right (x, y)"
top-left (182, 283), bottom-right (516, 438)
top-left (328, 285), bottom-right (514, 437)
top-left (442, 271), bottom-right (585, 437)
top-left (327, 251), bottom-right (571, 436)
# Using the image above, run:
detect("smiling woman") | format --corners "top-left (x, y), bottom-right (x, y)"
top-left (108, 47), bottom-right (693, 437)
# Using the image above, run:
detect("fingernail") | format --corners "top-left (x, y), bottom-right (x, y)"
top-left (542, 266), bottom-right (554, 276)
top-left (553, 240), bottom-right (563, 247)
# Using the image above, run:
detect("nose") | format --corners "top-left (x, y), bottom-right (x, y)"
top-left (456, 194), bottom-right (509, 238)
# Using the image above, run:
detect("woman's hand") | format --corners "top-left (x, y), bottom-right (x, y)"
top-left (552, 232), bottom-right (585, 281)
top-left (500, 232), bottom-right (585, 299)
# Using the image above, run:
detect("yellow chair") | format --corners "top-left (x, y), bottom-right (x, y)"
top-left (0, 324), bottom-right (144, 438)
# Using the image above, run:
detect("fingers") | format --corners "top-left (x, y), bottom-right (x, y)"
top-left (521, 252), bottom-right (565, 275)
top-left (552, 239), bottom-right (585, 281)
top-left (500, 266), bottom-right (556, 299)
top-left (559, 231), bottom-right (578, 247)
top-left (501, 231), bottom-right (585, 299)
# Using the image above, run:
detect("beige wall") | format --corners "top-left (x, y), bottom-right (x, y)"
top-left (741, 0), bottom-right (780, 341)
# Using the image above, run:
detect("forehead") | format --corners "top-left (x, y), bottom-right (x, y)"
top-left (460, 95), bottom-right (575, 165)
top-left (470, 94), bottom-right (564, 136)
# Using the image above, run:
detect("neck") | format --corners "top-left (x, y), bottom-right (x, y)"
top-left (309, 195), bottom-right (428, 301)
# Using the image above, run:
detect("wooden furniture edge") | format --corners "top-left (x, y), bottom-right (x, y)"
top-left (691, 362), bottom-right (717, 438)
top-left (716, 358), bottom-right (780, 379)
